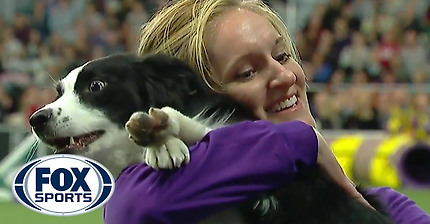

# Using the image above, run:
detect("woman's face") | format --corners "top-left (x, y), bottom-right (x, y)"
top-left (206, 8), bottom-right (315, 126)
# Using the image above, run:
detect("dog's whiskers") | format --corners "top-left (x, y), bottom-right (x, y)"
top-left (47, 73), bottom-right (58, 83)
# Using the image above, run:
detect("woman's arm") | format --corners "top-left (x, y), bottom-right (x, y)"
top-left (366, 187), bottom-right (430, 224)
top-left (103, 120), bottom-right (318, 224)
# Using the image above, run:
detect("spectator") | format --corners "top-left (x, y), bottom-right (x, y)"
top-left (325, 17), bottom-right (351, 68)
top-left (0, 87), bottom-right (13, 122)
top-left (126, 0), bottom-right (149, 34)
top-left (377, 28), bottom-right (400, 71)
top-left (13, 13), bottom-right (31, 45)
top-left (1, 26), bottom-right (24, 71)
top-left (311, 52), bottom-right (333, 83)
top-left (401, 29), bottom-right (428, 79)
top-left (339, 32), bottom-right (371, 75)
top-left (31, 0), bottom-right (50, 40)
top-left (313, 88), bottom-right (343, 129)
top-left (411, 93), bottom-right (430, 140)
top-left (26, 29), bottom-right (43, 59)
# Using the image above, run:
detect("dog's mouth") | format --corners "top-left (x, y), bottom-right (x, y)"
top-left (46, 130), bottom-right (105, 154)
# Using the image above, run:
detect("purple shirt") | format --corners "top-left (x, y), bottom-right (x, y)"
top-left (103, 120), bottom-right (430, 224)
top-left (365, 187), bottom-right (430, 224)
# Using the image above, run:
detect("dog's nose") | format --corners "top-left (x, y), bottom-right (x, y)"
top-left (29, 108), bottom-right (53, 128)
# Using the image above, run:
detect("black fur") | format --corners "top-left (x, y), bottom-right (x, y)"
top-left (73, 53), bottom-right (212, 126)
top-left (238, 166), bottom-right (391, 224)
top-left (75, 53), bottom-right (392, 223)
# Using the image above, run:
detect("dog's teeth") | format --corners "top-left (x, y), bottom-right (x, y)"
top-left (70, 137), bottom-right (75, 145)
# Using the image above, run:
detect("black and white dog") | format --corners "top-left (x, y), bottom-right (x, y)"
top-left (29, 53), bottom-right (391, 224)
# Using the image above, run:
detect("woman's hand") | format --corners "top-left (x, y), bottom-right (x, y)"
top-left (313, 128), bottom-right (374, 209)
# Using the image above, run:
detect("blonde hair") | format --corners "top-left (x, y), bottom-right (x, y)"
top-left (138, 0), bottom-right (299, 92)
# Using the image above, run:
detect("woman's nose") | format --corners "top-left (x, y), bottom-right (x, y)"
top-left (268, 63), bottom-right (297, 89)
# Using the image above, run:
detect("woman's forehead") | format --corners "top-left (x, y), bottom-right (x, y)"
top-left (206, 9), bottom-right (281, 78)
top-left (208, 9), bottom-right (280, 54)
top-left (211, 8), bottom-right (275, 35)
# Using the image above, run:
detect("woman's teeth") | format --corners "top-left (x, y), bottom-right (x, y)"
top-left (269, 95), bottom-right (298, 112)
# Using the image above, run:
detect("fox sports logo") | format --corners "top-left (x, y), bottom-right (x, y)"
top-left (12, 154), bottom-right (115, 216)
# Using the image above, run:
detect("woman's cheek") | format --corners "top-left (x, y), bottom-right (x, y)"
top-left (227, 84), bottom-right (259, 110)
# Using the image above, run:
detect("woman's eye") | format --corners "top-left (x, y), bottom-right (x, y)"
top-left (89, 80), bottom-right (106, 92)
top-left (235, 69), bottom-right (256, 80)
top-left (274, 53), bottom-right (291, 64)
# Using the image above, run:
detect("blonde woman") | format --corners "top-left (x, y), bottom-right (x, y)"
top-left (104, 0), bottom-right (429, 223)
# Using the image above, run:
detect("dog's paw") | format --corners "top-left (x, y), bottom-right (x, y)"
top-left (144, 137), bottom-right (190, 169)
top-left (126, 107), bottom-right (188, 169)
top-left (125, 107), bottom-right (178, 146)
top-left (125, 111), bottom-right (155, 146)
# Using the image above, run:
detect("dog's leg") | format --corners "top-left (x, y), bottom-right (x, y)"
top-left (156, 107), bottom-right (212, 143)
top-left (125, 107), bottom-right (211, 169)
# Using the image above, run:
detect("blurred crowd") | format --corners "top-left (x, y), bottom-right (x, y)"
top-left (287, 0), bottom-right (430, 133)
top-left (0, 0), bottom-right (165, 128)
top-left (0, 0), bottom-right (429, 133)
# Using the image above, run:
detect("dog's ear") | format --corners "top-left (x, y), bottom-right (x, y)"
top-left (131, 53), bottom-right (211, 111)
top-left (141, 54), bottom-right (209, 93)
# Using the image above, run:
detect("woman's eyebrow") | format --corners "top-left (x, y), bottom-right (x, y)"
top-left (222, 53), bottom-right (252, 80)
top-left (223, 37), bottom-right (285, 80)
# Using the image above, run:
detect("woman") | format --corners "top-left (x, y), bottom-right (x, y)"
top-left (103, 0), bottom-right (429, 223)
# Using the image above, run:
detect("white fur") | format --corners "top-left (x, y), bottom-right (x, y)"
top-left (140, 106), bottom-right (241, 169)
top-left (131, 106), bottom-right (213, 169)
top-left (33, 65), bottom-right (143, 178)
top-left (33, 65), bottom-right (216, 176)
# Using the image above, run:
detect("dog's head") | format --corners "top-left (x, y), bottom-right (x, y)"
top-left (29, 53), bottom-right (206, 159)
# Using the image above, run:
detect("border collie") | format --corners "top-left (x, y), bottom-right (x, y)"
top-left (29, 53), bottom-right (391, 224)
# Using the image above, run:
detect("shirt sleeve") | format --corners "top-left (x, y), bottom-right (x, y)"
top-left (365, 187), bottom-right (430, 224)
top-left (103, 120), bottom-right (318, 224)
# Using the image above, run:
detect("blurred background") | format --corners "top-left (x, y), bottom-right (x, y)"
top-left (0, 0), bottom-right (429, 223)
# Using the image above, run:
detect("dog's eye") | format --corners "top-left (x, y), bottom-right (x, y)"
top-left (89, 81), bottom-right (106, 92)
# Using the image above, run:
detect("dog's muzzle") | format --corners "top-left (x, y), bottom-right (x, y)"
top-left (29, 108), bottom-right (54, 133)
top-left (29, 108), bottom-right (105, 154)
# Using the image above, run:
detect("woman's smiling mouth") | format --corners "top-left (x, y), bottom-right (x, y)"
top-left (266, 95), bottom-right (298, 113)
